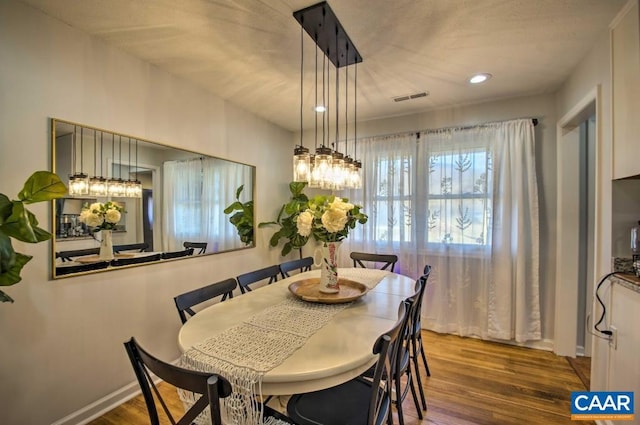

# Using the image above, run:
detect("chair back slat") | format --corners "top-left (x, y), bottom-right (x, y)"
top-left (183, 242), bottom-right (208, 254)
top-left (161, 248), bottom-right (194, 260)
top-left (369, 302), bottom-right (408, 425)
top-left (55, 248), bottom-right (100, 262)
top-left (56, 261), bottom-right (110, 275)
top-left (279, 257), bottom-right (313, 278)
top-left (111, 253), bottom-right (162, 266)
top-left (174, 278), bottom-right (237, 324)
top-left (350, 251), bottom-right (398, 272)
top-left (124, 337), bottom-right (232, 425)
top-left (113, 243), bottom-right (149, 253)
top-left (236, 265), bottom-right (280, 293)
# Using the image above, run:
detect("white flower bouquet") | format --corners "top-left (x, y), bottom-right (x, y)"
top-left (79, 201), bottom-right (124, 232)
top-left (296, 195), bottom-right (367, 243)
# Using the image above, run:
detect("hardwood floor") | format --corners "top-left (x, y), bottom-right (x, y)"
top-left (90, 330), bottom-right (592, 425)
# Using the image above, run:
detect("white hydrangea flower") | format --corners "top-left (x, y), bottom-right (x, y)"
top-left (296, 210), bottom-right (314, 237)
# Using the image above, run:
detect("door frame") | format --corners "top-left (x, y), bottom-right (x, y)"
top-left (554, 86), bottom-right (601, 357)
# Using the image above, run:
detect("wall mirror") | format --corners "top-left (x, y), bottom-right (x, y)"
top-left (51, 118), bottom-right (255, 279)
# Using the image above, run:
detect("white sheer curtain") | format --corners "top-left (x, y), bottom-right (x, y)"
top-left (163, 158), bottom-right (252, 253)
top-left (343, 119), bottom-right (540, 342)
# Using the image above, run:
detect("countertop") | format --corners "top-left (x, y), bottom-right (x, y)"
top-left (611, 273), bottom-right (640, 294)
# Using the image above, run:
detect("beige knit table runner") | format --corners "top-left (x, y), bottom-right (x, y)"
top-left (178, 268), bottom-right (390, 425)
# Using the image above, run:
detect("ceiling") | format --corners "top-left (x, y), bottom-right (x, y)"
top-left (20, 0), bottom-right (627, 131)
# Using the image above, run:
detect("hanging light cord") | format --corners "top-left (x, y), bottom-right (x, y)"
top-left (119, 135), bottom-right (122, 179)
top-left (300, 24), bottom-right (304, 149)
top-left (80, 127), bottom-right (84, 174)
top-left (135, 138), bottom-right (138, 182)
top-left (93, 130), bottom-right (97, 177)
top-left (314, 34), bottom-right (319, 150)
top-left (322, 50), bottom-right (326, 148)
top-left (345, 45), bottom-right (349, 156)
top-left (72, 125), bottom-right (77, 176)
top-left (335, 27), bottom-right (339, 150)
top-left (354, 62), bottom-right (358, 159)
top-left (100, 132), bottom-right (104, 177)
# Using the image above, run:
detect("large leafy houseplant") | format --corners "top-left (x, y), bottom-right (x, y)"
top-left (224, 185), bottom-right (254, 246)
top-left (259, 182), bottom-right (367, 256)
top-left (1, 171), bottom-right (67, 302)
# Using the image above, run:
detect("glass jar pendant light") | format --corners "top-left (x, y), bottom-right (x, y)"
top-left (89, 129), bottom-right (108, 196)
top-left (107, 135), bottom-right (126, 197)
top-left (125, 137), bottom-right (142, 198)
top-left (292, 2), bottom-right (363, 191)
top-left (68, 126), bottom-right (89, 196)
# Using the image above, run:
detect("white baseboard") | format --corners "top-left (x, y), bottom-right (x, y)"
top-left (50, 381), bottom-right (142, 425)
top-left (51, 358), bottom-right (178, 425)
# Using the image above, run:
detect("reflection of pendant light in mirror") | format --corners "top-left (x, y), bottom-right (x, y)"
top-left (89, 129), bottom-right (107, 196)
top-left (68, 125), bottom-right (89, 196)
top-left (124, 137), bottom-right (135, 197)
top-left (125, 137), bottom-right (142, 198)
top-left (107, 134), bottom-right (125, 197)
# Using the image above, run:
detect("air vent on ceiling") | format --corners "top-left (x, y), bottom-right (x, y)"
top-left (393, 91), bottom-right (429, 102)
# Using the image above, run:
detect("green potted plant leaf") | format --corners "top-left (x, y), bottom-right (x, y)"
top-left (224, 185), bottom-right (254, 246)
top-left (258, 181), bottom-right (311, 256)
top-left (0, 171), bottom-right (67, 302)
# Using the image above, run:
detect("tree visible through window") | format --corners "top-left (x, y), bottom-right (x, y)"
top-left (426, 148), bottom-right (492, 246)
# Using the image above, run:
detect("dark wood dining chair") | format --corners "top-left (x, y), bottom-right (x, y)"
top-left (183, 241), bottom-right (208, 254)
top-left (124, 337), bottom-right (232, 425)
top-left (111, 253), bottom-right (162, 267)
top-left (174, 278), bottom-right (237, 324)
top-left (350, 251), bottom-right (398, 272)
top-left (55, 248), bottom-right (100, 262)
top-left (279, 256), bottom-right (313, 278)
top-left (411, 264), bottom-right (431, 410)
top-left (393, 280), bottom-right (425, 425)
top-left (113, 242), bottom-right (149, 253)
top-left (161, 248), bottom-right (194, 260)
top-left (286, 302), bottom-right (408, 425)
top-left (55, 261), bottom-right (110, 276)
top-left (236, 265), bottom-right (280, 294)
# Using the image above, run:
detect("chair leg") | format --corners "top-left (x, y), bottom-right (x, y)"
top-left (408, 373), bottom-right (423, 419)
top-left (411, 354), bottom-right (428, 411)
top-left (410, 334), bottom-right (428, 410)
top-left (395, 374), bottom-right (405, 425)
top-left (419, 342), bottom-right (431, 377)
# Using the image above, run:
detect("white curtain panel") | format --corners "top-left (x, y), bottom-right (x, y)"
top-left (342, 119), bottom-right (540, 342)
top-left (163, 158), bottom-right (252, 253)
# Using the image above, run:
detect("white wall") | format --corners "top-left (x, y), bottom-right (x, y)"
top-left (555, 28), bottom-right (614, 391)
top-left (0, 1), bottom-right (293, 424)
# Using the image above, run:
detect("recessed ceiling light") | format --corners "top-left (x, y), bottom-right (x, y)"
top-left (469, 73), bottom-right (492, 84)
top-left (314, 105), bottom-right (326, 113)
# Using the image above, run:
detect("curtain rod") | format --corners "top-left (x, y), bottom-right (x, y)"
top-left (340, 117), bottom-right (539, 143)
top-left (416, 118), bottom-right (538, 138)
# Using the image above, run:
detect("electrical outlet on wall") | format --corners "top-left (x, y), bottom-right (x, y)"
top-left (609, 325), bottom-right (618, 350)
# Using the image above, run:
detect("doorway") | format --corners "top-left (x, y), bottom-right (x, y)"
top-left (555, 87), bottom-right (599, 358)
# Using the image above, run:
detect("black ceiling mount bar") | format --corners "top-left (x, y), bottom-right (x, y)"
top-left (293, 1), bottom-right (362, 68)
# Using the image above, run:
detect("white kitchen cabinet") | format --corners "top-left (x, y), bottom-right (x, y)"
top-left (611, 0), bottom-right (640, 180)
top-left (608, 278), bottom-right (640, 425)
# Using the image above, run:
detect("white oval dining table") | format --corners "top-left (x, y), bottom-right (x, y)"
top-left (178, 268), bottom-right (416, 395)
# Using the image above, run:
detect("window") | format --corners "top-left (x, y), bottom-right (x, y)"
top-left (425, 148), bottom-right (492, 246)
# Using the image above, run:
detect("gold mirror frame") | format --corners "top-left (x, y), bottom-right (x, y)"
top-left (51, 118), bottom-right (255, 279)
